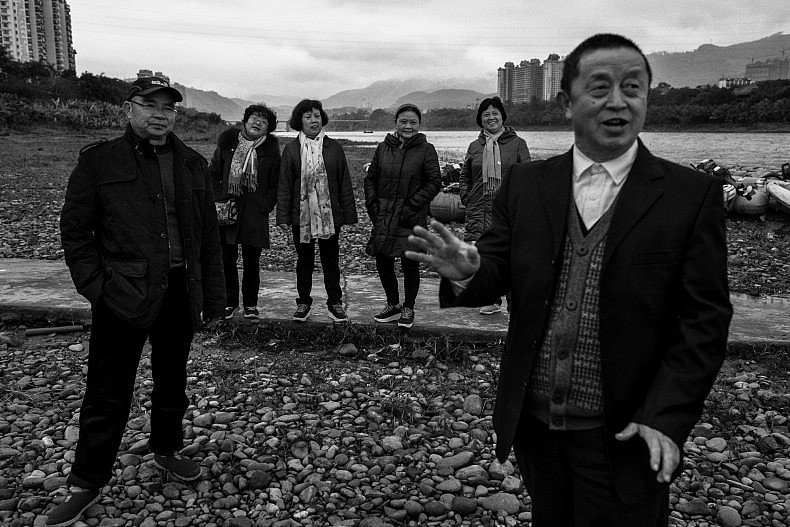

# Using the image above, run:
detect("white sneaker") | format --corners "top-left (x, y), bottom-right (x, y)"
top-left (479, 304), bottom-right (502, 315)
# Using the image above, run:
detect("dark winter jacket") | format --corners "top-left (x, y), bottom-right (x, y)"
top-left (209, 129), bottom-right (280, 248)
top-left (459, 126), bottom-right (530, 241)
top-left (364, 133), bottom-right (442, 257)
top-left (60, 125), bottom-right (225, 329)
top-left (276, 135), bottom-right (358, 229)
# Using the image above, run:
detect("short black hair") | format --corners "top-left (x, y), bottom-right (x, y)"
top-left (395, 103), bottom-right (422, 122)
top-left (289, 99), bottom-right (329, 131)
top-left (475, 97), bottom-right (507, 128)
top-left (560, 33), bottom-right (652, 95)
top-left (243, 104), bottom-right (277, 132)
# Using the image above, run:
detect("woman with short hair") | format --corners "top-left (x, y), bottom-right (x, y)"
top-left (364, 103), bottom-right (441, 328)
top-left (460, 96), bottom-right (530, 314)
top-left (277, 99), bottom-right (358, 322)
top-left (210, 104), bottom-right (280, 319)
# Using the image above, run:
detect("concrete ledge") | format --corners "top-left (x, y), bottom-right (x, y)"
top-left (1, 259), bottom-right (788, 349)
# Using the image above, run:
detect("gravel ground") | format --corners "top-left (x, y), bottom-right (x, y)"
top-left (0, 325), bottom-right (787, 527)
top-left (0, 132), bottom-right (788, 526)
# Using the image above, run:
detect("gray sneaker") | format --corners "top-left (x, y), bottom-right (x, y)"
top-left (152, 453), bottom-right (201, 481)
top-left (398, 307), bottom-right (415, 328)
top-left (46, 488), bottom-right (100, 527)
top-left (373, 303), bottom-right (401, 323)
top-left (328, 303), bottom-right (349, 322)
top-left (292, 303), bottom-right (311, 322)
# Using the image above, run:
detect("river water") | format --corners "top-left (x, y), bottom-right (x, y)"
top-left (278, 130), bottom-right (788, 169)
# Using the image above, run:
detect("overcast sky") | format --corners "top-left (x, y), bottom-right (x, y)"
top-left (70, 0), bottom-right (789, 100)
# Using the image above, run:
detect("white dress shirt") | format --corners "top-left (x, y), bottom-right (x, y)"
top-left (572, 141), bottom-right (638, 230)
top-left (450, 141), bottom-right (639, 292)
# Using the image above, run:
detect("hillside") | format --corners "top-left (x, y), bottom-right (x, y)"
top-left (393, 89), bottom-right (494, 110)
top-left (174, 84), bottom-right (253, 120)
top-left (322, 76), bottom-right (494, 109)
top-left (648, 32), bottom-right (790, 87)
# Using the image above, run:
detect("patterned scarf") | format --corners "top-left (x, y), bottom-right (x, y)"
top-left (228, 131), bottom-right (266, 196)
top-left (482, 128), bottom-right (505, 193)
top-left (298, 131), bottom-right (335, 243)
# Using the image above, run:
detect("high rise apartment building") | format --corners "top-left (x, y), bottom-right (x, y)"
top-left (745, 57), bottom-right (789, 82)
top-left (0, 0), bottom-right (75, 71)
top-left (542, 53), bottom-right (563, 102)
top-left (498, 54), bottom-right (564, 104)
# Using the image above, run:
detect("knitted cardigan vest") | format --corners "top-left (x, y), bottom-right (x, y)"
top-left (527, 197), bottom-right (616, 430)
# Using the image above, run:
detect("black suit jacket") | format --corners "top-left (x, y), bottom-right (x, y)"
top-left (440, 140), bottom-right (732, 502)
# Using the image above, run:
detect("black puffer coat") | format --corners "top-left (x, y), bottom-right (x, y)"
top-left (459, 127), bottom-right (530, 241)
top-left (209, 129), bottom-right (280, 248)
top-left (364, 133), bottom-right (441, 257)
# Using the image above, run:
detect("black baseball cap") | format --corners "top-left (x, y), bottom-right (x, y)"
top-left (126, 76), bottom-right (183, 102)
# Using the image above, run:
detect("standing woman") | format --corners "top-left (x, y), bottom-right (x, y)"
top-left (277, 99), bottom-right (358, 322)
top-left (210, 104), bottom-right (280, 319)
top-left (364, 103), bottom-right (441, 328)
top-left (459, 96), bottom-right (530, 314)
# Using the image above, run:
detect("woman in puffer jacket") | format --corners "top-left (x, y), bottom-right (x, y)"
top-left (364, 103), bottom-right (441, 329)
top-left (459, 96), bottom-right (530, 315)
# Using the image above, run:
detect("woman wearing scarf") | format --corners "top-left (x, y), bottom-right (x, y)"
top-left (364, 103), bottom-right (442, 329)
top-left (459, 96), bottom-right (530, 315)
top-left (277, 99), bottom-right (358, 322)
top-left (210, 104), bottom-right (281, 320)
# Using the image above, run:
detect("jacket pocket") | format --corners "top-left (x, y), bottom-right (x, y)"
top-left (102, 258), bottom-right (149, 318)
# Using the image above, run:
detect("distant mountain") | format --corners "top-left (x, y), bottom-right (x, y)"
top-left (647, 32), bottom-right (790, 88)
top-left (393, 89), bottom-right (494, 110)
top-left (174, 84), bottom-right (253, 120)
top-left (243, 94), bottom-right (302, 107)
top-left (323, 76), bottom-right (494, 109)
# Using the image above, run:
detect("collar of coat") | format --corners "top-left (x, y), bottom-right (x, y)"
top-left (384, 132), bottom-right (427, 149)
top-left (536, 138), bottom-right (665, 270)
top-left (476, 126), bottom-right (518, 145)
top-left (218, 127), bottom-right (277, 151)
top-left (123, 124), bottom-right (179, 157)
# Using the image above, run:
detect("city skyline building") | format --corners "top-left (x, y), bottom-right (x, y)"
top-left (745, 56), bottom-right (789, 82)
top-left (498, 53), bottom-right (564, 104)
top-left (0, 0), bottom-right (75, 71)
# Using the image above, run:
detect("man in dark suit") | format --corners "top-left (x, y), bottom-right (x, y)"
top-left (406, 34), bottom-right (732, 526)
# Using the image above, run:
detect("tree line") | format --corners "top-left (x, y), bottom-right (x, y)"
top-left (3, 45), bottom-right (788, 132)
top-left (329, 81), bottom-right (790, 131)
top-left (0, 48), bottom-right (223, 135)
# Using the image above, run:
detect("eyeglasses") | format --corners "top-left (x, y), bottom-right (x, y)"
top-left (129, 100), bottom-right (178, 116)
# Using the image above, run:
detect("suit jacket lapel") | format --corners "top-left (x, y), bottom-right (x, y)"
top-left (603, 140), bottom-right (665, 268)
top-left (535, 149), bottom-right (573, 260)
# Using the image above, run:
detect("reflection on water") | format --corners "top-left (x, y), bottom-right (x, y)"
top-left (279, 130), bottom-right (788, 169)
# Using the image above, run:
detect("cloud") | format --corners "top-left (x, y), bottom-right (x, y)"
top-left (70, 0), bottom-right (789, 99)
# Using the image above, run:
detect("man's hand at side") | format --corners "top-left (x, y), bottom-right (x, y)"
top-left (405, 220), bottom-right (480, 281)
top-left (616, 422), bottom-right (680, 483)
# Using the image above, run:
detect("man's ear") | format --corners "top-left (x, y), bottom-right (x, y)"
top-left (556, 90), bottom-right (571, 119)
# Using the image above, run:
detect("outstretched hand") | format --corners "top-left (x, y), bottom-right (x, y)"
top-left (616, 422), bottom-right (680, 483)
top-left (405, 220), bottom-right (480, 281)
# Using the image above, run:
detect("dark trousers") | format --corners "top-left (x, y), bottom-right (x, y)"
top-left (67, 269), bottom-right (193, 490)
top-left (512, 413), bottom-right (669, 527)
top-left (221, 242), bottom-right (262, 308)
top-left (292, 227), bottom-right (342, 306)
top-left (375, 255), bottom-right (420, 309)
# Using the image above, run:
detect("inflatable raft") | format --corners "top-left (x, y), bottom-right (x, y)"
top-left (767, 181), bottom-right (790, 214)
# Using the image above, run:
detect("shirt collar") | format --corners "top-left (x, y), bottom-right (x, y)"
top-left (572, 141), bottom-right (639, 184)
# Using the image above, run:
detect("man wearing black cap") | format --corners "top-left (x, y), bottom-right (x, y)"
top-left (50, 77), bottom-right (225, 526)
